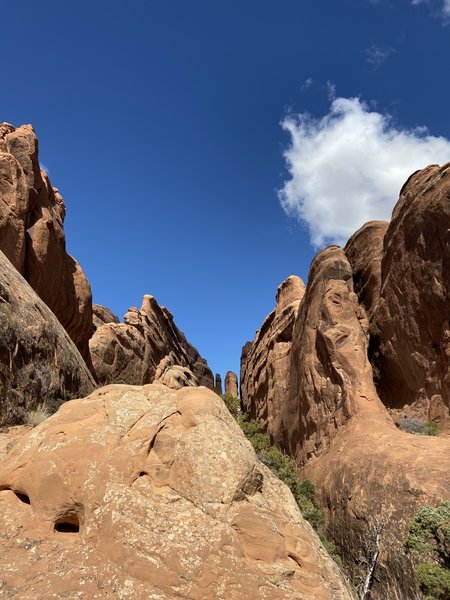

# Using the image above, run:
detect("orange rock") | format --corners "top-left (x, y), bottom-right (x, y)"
top-left (0, 384), bottom-right (352, 600)
top-left (225, 371), bottom-right (239, 397)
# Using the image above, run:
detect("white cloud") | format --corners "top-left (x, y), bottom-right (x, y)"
top-left (278, 97), bottom-right (450, 247)
top-left (301, 77), bottom-right (313, 90)
top-left (366, 45), bottom-right (395, 70)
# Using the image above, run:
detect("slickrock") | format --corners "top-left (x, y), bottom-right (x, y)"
top-left (369, 164), bottom-right (450, 419)
top-left (344, 220), bottom-right (388, 317)
top-left (90, 294), bottom-right (214, 389)
top-left (92, 304), bottom-right (119, 331)
top-left (0, 250), bottom-right (94, 426)
top-left (215, 373), bottom-right (223, 395)
top-left (0, 123), bottom-right (93, 362)
top-left (0, 384), bottom-right (352, 600)
top-left (240, 275), bottom-right (305, 440)
top-left (225, 371), bottom-right (239, 397)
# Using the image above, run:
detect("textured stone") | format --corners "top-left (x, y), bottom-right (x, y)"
top-left (225, 371), bottom-right (239, 397)
top-left (92, 304), bottom-right (119, 331)
top-left (0, 123), bottom-right (93, 363)
top-left (344, 220), bottom-right (388, 317)
top-left (215, 373), bottom-right (223, 395)
top-left (90, 294), bottom-right (214, 389)
top-left (0, 250), bottom-right (94, 426)
top-left (369, 164), bottom-right (450, 417)
top-left (0, 384), bottom-right (352, 600)
top-left (240, 275), bottom-right (305, 440)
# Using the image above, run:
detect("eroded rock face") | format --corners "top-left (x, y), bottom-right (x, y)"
top-left (92, 304), bottom-right (119, 331)
top-left (369, 164), bottom-right (450, 418)
top-left (225, 371), bottom-right (239, 397)
top-left (0, 123), bottom-right (93, 363)
top-left (344, 220), bottom-right (388, 317)
top-left (0, 250), bottom-right (94, 426)
top-left (215, 373), bottom-right (223, 395)
top-left (0, 384), bottom-right (352, 600)
top-left (240, 275), bottom-right (305, 441)
top-left (90, 294), bottom-right (214, 390)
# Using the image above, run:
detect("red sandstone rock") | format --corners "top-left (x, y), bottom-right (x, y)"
top-left (0, 249), bottom-right (94, 426)
top-left (0, 384), bottom-right (352, 600)
top-left (0, 123), bottom-right (93, 363)
top-left (240, 275), bottom-right (305, 440)
top-left (92, 304), bottom-right (119, 331)
top-left (225, 371), bottom-right (239, 397)
top-left (215, 373), bottom-right (223, 395)
top-left (369, 164), bottom-right (450, 418)
top-left (90, 294), bottom-right (214, 389)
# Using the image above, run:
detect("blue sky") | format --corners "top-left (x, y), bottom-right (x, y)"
top-left (2, 0), bottom-right (450, 381)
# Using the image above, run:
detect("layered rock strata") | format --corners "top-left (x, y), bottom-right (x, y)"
top-left (240, 275), bottom-right (305, 440)
top-left (0, 250), bottom-right (94, 426)
top-left (0, 384), bottom-right (352, 600)
top-left (0, 122), bottom-right (93, 363)
top-left (90, 294), bottom-right (214, 390)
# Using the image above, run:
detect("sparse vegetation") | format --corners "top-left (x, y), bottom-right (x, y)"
top-left (221, 393), bottom-right (341, 563)
top-left (25, 404), bottom-right (51, 426)
top-left (405, 501), bottom-right (450, 599)
top-left (398, 417), bottom-right (439, 436)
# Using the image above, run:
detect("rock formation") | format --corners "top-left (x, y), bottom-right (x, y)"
top-left (0, 123), bottom-right (93, 362)
top-left (92, 304), bottom-right (119, 331)
top-left (0, 250), bottom-right (94, 426)
top-left (90, 294), bottom-right (214, 390)
top-left (240, 164), bottom-right (450, 598)
top-left (0, 384), bottom-right (352, 600)
top-left (215, 372), bottom-right (223, 395)
top-left (225, 371), bottom-right (239, 397)
top-left (368, 164), bottom-right (450, 418)
top-left (240, 275), bottom-right (305, 441)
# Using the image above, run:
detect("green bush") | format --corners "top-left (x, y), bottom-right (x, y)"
top-left (416, 563), bottom-right (450, 599)
top-left (221, 393), bottom-right (240, 418)
top-left (405, 502), bottom-right (450, 599)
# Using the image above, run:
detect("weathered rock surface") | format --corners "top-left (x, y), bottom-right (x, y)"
top-left (0, 123), bottom-right (93, 362)
top-left (214, 373), bottom-right (223, 395)
top-left (225, 371), bottom-right (239, 397)
top-left (92, 304), bottom-right (119, 331)
top-left (90, 294), bottom-right (214, 390)
top-left (0, 384), bottom-right (352, 600)
top-left (369, 164), bottom-right (450, 418)
top-left (242, 242), bottom-right (450, 598)
top-left (0, 250), bottom-right (95, 426)
top-left (241, 275), bottom-right (305, 441)
top-left (344, 220), bottom-right (388, 317)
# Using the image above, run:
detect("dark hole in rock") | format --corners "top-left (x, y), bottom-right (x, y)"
top-left (54, 512), bottom-right (80, 533)
top-left (139, 471), bottom-right (147, 477)
top-left (15, 492), bottom-right (30, 504)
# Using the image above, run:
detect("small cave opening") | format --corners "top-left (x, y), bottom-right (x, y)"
top-left (15, 491), bottom-right (31, 505)
top-left (54, 511), bottom-right (80, 534)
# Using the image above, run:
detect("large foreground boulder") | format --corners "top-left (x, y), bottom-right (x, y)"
top-left (0, 250), bottom-right (94, 426)
top-left (90, 294), bottom-right (214, 390)
top-left (0, 384), bottom-right (352, 600)
top-left (0, 123), bottom-right (93, 362)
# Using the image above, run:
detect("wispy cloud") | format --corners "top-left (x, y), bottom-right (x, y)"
top-left (411, 0), bottom-right (450, 20)
top-left (301, 77), bottom-right (313, 90)
top-left (278, 97), bottom-right (450, 247)
top-left (365, 45), bottom-right (395, 70)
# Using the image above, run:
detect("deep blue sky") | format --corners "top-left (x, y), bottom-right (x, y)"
top-left (2, 0), bottom-right (449, 381)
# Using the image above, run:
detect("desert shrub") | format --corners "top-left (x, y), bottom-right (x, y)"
top-left (405, 502), bottom-right (450, 599)
top-left (415, 563), bottom-right (450, 599)
top-left (221, 393), bottom-right (240, 418)
top-left (399, 417), bottom-right (439, 436)
top-left (25, 404), bottom-right (51, 426)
